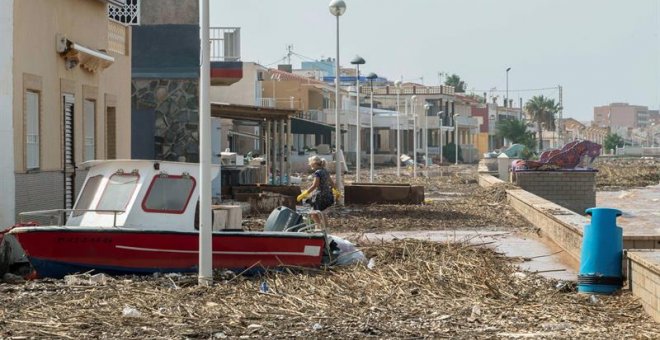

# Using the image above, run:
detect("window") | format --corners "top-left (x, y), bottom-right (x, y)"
top-left (83, 99), bottom-right (96, 161)
top-left (142, 175), bottom-right (196, 214)
top-left (106, 106), bottom-right (117, 159)
top-left (73, 175), bottom-right (103, 216)
top-left (108, 0), bottom-right (140, 25)
top-left (97, 172), bottom-right (139, 212)
top-left (25, 91), bottom-right (40, 169)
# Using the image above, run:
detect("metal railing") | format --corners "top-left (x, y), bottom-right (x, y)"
top-left (210, 27), bottom-right (241, 61)
top-left (359, 85), bottom-right (455, 96)
top-left (19, 209), bottom-right (125, 227)
top-left (298, 110), bottom-right (323, 121)
top-left (260, 98), bottom-right (276, 108)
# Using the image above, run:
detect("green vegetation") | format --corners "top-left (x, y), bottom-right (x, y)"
top-left (524, 95), bottom-right (561, 151)
top-left (442, 142), bottom-right (463, 163)
top-left (603, 133), bottom-right (624, 152)
top-left (495, 119), bottom-right (537, 156)
top-left (444, 74), bottom-right (466, 93)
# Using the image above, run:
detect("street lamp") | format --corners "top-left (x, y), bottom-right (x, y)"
top-left (424, 103), bottom-right (431, 167)
top-left (394, 80), bottom-right (402, 177)
top-left (505, 67), bottom-right (511, 108)
top-left (329, 0), bottom-right (346, 198)
top-left (411, 95), bottom-right (417, 178)
top-left (351, 55), bottom-right (365, 182)
top-left (437, 111), bottom-right (444, 164)
top-left (454, 113), bottom-right (460, 165)
top-left (367, 72), bottom-right (377, 183)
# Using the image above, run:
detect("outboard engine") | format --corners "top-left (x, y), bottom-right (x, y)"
top-left (264, 206), bottom-right (304, 232)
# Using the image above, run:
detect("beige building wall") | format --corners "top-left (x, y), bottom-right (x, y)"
top-left (594, 103), bottom-right (647, 129)
top-left (12, 0), bottom-right (131, 173)
top-left (210, 62), bottom-right (261, 106)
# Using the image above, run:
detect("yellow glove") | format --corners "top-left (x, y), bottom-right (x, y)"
top-left (296, 190), bottom-right (310, 202)
top-left (332, 188), bottom-right (341, 200)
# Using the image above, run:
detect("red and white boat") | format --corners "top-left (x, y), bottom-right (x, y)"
top-left (1, 160), bottom-right (336, 278)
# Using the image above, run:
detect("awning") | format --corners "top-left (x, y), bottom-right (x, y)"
top-left (211, 102), bottom-right (297, 121)
top-left (291, 117), bottom-right (346, 135)
top-left (56, 34), bottom-right (114, 72)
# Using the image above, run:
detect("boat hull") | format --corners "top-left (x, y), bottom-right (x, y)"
top-left (9, 228), bottom-right (326, 278)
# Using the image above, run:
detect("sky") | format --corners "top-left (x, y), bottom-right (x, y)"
top-left (212, 0), bottom-right (660, 122)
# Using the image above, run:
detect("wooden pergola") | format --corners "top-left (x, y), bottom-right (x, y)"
top-left (210, 102), bottom-right (297, 185)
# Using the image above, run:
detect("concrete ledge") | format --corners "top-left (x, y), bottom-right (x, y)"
top-left (627, 251), bottom-right (660, 322)
top-left (506, 188), bottom-right (586, 261)
top-left (478, 174), bottom-right (660, 263)
top-left (478, 174), bottom-right (504, 188)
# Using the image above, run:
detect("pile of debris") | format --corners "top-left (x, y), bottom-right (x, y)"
top-left (243, 168), bottom-right (531, 233)
top-left (1, 240), bottom-right (656, 338)
top-left (595, 158), bottom-right (660, 190)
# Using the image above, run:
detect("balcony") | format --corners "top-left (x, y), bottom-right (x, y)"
top-left (210, 27), bottom-right (240, 62)
top-left (209, 27), bottom-right (242, 86)
top-left (359, 85), bottom-right (455, 96)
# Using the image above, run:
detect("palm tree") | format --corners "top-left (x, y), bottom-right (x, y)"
top-left (524, 95), bottom-right (561, 151)
top-left (444, 74), bottom-right (466, 93)
top-left (495, 119), bottom-right (537, 151)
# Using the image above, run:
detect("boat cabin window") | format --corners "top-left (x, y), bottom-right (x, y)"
top-left (73, 175), bottom-right (103, 216)
top-left (142, 175), bottom-right (196, 214)
top-left (97, 172), bottom-right (140, 213)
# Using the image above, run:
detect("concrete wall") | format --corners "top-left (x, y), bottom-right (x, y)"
top-left (0, 0), bottom-right (15, 226)
top-left (210, 62), bottom-right (261, 106)
top-left (627, 251), bottom-right (660, 322)
top-left (512, 171), bottom-right (596, 214)
top-left (140, 0), bottom-right (198, 25)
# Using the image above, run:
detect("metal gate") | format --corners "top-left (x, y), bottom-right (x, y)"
top-left (63, 94), bottom-right (76, 210)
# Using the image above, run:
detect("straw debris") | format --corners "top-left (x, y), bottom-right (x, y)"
top-left (1, 239), bottom-right (657, 338)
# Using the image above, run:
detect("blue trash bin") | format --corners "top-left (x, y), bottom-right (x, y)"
top-left (578, 207), bottom-right (623, 294)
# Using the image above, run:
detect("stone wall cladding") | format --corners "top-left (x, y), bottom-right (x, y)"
top-left (627, 251), bottom-right (660, 322)
top-left (512, 171), bottom-right (596, 214)
top-left (15, 170), bottom-right (88, 224)
top-left (132, 79), bottom-right (199, 162)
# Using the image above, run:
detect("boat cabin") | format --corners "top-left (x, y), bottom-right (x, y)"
top-left (66, 160), bottom-right (218, 231)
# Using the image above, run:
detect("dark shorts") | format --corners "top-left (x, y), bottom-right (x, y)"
top-left (312, 194), bottom-right (334, 211)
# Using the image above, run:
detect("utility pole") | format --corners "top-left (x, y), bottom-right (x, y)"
top-left (558, 85), bottom-right (563, 146)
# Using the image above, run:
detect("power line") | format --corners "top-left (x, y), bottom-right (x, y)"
top-left (290, 51), bottom-right (319, 62)
top-left (473, 87), bottom-right (559, 93)
top-left (264, 56), bottom-right (287, 67)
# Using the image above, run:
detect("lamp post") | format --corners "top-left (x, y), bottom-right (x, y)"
top-left (198, 0), bottom-right (212, 285)
top-left (423, 103), bottom-right (430, 167)
top-left (437, 111), bottom-right (444, 164)
top-left (411, 95), bottom-right (417, 178)
top-left (394, 80), bottom-right (402, 177)
top-left (350, 55), bottom-right (365, 182)
top-left (367, 73), bottom-right (377, 183)
top-left (454, 113), bottom-right (460, 165)
top-left (505, 67), bottom-right (511, 108)
top-left (329, 0), bottom-right (346, 199)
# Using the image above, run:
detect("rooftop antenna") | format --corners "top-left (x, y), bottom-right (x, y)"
top-left (286, 44), bottom-right (293, 65)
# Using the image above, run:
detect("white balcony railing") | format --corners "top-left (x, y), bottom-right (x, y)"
top-left (210, 27), bottom-right (241, 61)
top-left (260, 98), bottom-right (275, 108)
